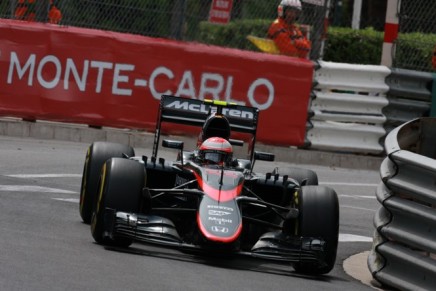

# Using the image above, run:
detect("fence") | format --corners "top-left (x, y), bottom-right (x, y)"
top-left (368, 117), bottom-right (436, 291)
top-left (4, 0), bottom-right (436, 72)
top-left (328, 0), bottom-right (387, 31)
top-left (394, 0), bottom-right (436, 72)
top-left (0, 0), bottom-right (330, 59)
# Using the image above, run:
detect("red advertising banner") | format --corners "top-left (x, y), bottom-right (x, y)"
top-left (0, 19), bottom-right (313, 146)
top-left (209, 0), bottom-right (233, 24)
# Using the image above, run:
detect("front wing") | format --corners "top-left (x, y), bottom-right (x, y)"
top-left (102, 208), bottom-right (328, 267)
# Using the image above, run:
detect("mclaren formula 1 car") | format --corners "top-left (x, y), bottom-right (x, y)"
top-left (79, 95), bottom-right (339, 275)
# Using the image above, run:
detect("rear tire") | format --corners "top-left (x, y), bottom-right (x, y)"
top-left (91, 158), bottom-right (145, 247)
top-left (80, 142), bottom-right (134, 224)
top-left (293, 185), bottom-right (339, 275)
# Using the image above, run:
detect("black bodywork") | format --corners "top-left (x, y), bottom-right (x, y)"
top-left (85, 95), bottom-right (339, 274)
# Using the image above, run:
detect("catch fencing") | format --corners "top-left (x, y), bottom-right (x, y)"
top-left (394, 0), bottom-right (436, 72)
top-left (0, 0), bottom-right (331, 60)
top-left (307, 61), bottom-right (390, 154)
top-left (368, 117), bottom-right (436, 291)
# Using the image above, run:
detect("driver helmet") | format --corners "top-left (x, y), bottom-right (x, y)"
top-left (198, 137), bottom-right (233, 166)
top-left (278, 0), bottom-right (302, 18)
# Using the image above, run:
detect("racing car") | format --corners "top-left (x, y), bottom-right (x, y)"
top-left (79, 95), bottom-right (339, 275)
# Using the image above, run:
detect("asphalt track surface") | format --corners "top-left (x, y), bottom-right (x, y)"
top-left (0, 121), bottom-right (388, 290)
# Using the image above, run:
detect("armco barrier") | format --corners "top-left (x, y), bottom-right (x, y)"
top-left (307, 61), bottom-right (390, 154)
top-left (368, 117), bottom-right (436, 291)
top-left (384, 68), bottom-right (432, 132)
top-left (0, 19), bottom-right (313, 147)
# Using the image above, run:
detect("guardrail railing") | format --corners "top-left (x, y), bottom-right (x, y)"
top-left (384, 68), bottom-right (432, 132)
top-left (368, 117), bottom-right (436, 290)
top-left (307, 61), bottom-right (390, 154)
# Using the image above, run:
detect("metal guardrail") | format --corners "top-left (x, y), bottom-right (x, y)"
top-left (384, 68), bottom-right (432, 132)
top-left (307, 61), bottom-right (390, 154)
top-left (368, 117), bottom-right (436, 291)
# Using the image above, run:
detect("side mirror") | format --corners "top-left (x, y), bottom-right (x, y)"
top-left (162, 139), bottom-right (184, 150)
top-left (254, 151), bottom-right (275, 162)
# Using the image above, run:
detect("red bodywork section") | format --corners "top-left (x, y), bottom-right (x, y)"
top-left (190, 165), bottom-right (244, 243)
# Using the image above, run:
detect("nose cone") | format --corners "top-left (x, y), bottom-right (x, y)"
top-left (197, 196), bottom-right (242, 243)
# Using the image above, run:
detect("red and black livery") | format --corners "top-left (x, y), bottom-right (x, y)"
top-left (80, 95), bottom-right (340, 275)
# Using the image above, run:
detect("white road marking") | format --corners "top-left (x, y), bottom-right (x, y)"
top-left (52, 198), bottom-right (80, 203)
top-left (320, 182), bottom-right (378, 187)
top-left (7, 174), bottom-right (82, 178)
top-left (342, 205), bottom-right (377, 212)
top-left (0, 185), bottom-right (77, 194)
top-left (340, 195), bottom-right (376, 199)
top-left (339, 234), bottom-right (373, 242)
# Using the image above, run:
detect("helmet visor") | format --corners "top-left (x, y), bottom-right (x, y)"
top-left (204, 152), bottom-right (226, 165)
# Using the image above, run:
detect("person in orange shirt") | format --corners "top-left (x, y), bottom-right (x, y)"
top-left (268, 0), bottom-right (311, 59)
top-left (15, 0), bottom-right (62, 24)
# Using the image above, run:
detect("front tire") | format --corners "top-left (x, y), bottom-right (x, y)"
top-left (293, 185), bottom-right (339, 275)
top-left (91, 158), bottom-right (145, 247)
top-left (80, 142), bottom-right (134, 224)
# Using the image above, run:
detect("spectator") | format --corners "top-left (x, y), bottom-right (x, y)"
top-left (15, 0), bottom-right (62, 24)
top-left (268, 0), bottom-right (311, 59)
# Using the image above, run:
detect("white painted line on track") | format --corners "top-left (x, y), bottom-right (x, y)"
top-left (340, 195), bottom-right (376, 199)
top-left (0, 185), bottom-right (77, 194)
top-left (339, 234), bottom-right (373, 242)
top-left (342, 205), bottom-right (376, 212)
top-left (320, 182), bottom-right (378, 187)
top-left (52, 198), bottom-right (80, 203)
top-left (7, 174), bottom-right (82, 178)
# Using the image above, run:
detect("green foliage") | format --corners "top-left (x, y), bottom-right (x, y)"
top-left (3, 0), bottom-right (435, 72)
top-left (325, 27), bottom-right (436, 71)
top-left (395, 33), bottom-right (436, 71)
top-left (242, 1), bottom-right (275, 19)
top-left (323, 27), bottom-right (383, 64)
top-left (0, 1), bottom-right (12, 18)
top-left (196, 21), bottom-right (436, 71)
top-left (196, 19), bottom-right (272, 50)
top-left (60, 0), bottom-right (173, 37)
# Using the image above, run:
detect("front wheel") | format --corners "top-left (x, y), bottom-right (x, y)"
top-left (293, 185), bottom-right (339, 275)
top-left (80, 142), bottom-right (134, 224)
top-left (91, 158), bottom-right (145, 247)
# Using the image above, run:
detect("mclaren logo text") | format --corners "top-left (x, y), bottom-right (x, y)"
top-left (165, 100), bottom-right (254, 119)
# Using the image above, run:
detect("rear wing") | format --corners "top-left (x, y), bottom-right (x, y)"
top-left (152, 95), bottom-right (259, 158)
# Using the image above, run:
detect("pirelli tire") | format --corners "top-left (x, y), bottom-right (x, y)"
top-left (91, 158), bottom-right (145, 247)
top-left (293, 185), bottom-right (339, 275)
top-left (80, 142), bottom-right (135, 224)
top-left (276, 167), bottom-right (318, 186)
